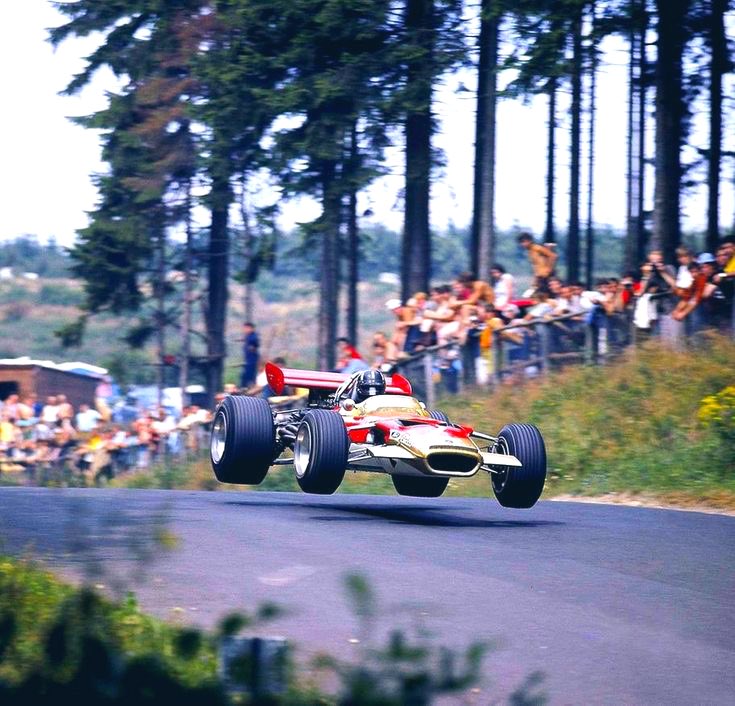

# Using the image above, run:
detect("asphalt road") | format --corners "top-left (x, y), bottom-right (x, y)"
top-left (0, 487), bottom-right (733, 704)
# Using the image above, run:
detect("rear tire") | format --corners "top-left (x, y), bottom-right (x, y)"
top-left (293, 410), bottom-right (348, 494)
top-left (210, 396), bottom-right (275, 484)
top-left (490, 423), bottom-right (546, 508)
top-left (392, 474), bottom-right (449, 497)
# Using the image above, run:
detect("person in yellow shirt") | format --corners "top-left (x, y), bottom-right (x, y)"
top-left (0, 417), bottom-right (17, 445)
top-left (721, 239), bottom-right (735, 274)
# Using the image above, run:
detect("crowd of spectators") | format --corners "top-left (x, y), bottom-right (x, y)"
top-left (0, 392), bottom-right (212, 484)
top-left (360, 233), bottom-right (735, 383)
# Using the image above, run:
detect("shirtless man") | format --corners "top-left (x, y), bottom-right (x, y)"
top-left (518, 232), bottom-right (558, 294)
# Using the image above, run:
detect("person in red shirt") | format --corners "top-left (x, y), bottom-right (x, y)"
top-left (335, 337), bottom-right (369, 374)
top-left (672, 261), bottom-right (708, 322)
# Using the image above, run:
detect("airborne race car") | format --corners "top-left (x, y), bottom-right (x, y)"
top-left (210, 362), bottom-right (547, 508)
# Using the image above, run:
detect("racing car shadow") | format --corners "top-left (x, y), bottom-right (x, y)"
top-left (225, 496), bottom-right (562, 529)
top-left (309, 503), bottom-right (563, 529)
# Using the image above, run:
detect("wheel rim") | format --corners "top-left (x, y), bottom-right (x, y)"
top-left (211, 410), bottom-right (227, 464)
top-left (491, 436), bottom-right (510, 493)
top-left (294, 423), bottom-right (312, 478)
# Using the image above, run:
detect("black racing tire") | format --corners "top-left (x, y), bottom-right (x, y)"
top-left (429, 409), bottom-right (450, 424)
top-left (490, 423), bottom-right (546, 508)
top-left (392, 474), bottom-right (449, 498)
top-left (210, 395), bottom-right (275, 484)
top-left (293, 410), bottom-right (349, 494)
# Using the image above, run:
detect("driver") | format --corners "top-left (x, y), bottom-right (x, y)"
top-left (352, 369), bottom-right (386, 402)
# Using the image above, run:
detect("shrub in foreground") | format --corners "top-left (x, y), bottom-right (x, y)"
top-left (0, 560), bottom-right (537, 704)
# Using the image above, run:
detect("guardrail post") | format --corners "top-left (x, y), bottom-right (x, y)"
top-left (584, 323), bottom-right (595, 365)
top-left (493, 335), bottom-right (503, 386)
top-left (461, 341), bottom-right (476, 387)
top-left (423, 353), bottom-right (435, 409)
top-left (538, 322), bottom-right (550, 374)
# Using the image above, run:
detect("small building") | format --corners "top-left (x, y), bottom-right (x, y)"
top-left (0, 357), bottom-right (106, 409)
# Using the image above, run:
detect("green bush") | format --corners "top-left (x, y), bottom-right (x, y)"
top-left (38, 284), bottom-right (84, 307)
top-left (0, 559), bottom-right (523, 704)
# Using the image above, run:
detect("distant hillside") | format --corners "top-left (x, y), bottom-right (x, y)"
top-left (0, 273), bottom-right (408, 386)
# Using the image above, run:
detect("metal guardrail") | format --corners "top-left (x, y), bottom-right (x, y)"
top-left (0, 423), bottom-right (211, 487)
top-left (392, 312), bottom-right (612, 406)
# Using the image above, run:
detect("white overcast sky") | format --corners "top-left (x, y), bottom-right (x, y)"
top-left (1, 0), bottom-right (732, 248)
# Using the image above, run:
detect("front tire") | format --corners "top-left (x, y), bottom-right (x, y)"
top-left (293, 410), bottom-right (348, 494)
top-left (429, 410), bottom-right (450, 424)
top-left (392, 474), bottom-right (449, 497)
top-left (210, 396), bottom-right (275, 484)
top-left (490, 423), bottom-right (546, 508)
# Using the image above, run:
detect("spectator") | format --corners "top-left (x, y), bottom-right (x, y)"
top-left (240, 321), bottom-right (260, 390)
top-left (371, 331), bottom-right (398, 372)
top-left (671, 259), bottom-right (708, 326)
top-left (713, 245), bottom-right (735, 332)
top-left (721, 238), bottom-right (735, 273)
top-left (497, 303), bottom-right (532, 373)
top-left (385, 298), bottom-right (409, 352)
top-left (132, 411), bottom-right (154, 467)
top-left (547, 276), bottom-right (564, 300)
top-left (0, 415), bottom-right (19, 447)
top-left (524, 291), bottom-right (555, 320)
top-left (674, 247), bottom-right (695, 290)
top-left (697, 252), bottom-right (730, 330)
top-left (17, 396), bottom-right (36, 421)
top-left (454, 271), bottom-right (494, 308)
top-left (152, 407), bottom-right (178, 454)
top-left (3, 395), bottom-right (20, 420)
top-left (40, 396), bottom-right (59, 425)
top-left (422, 285), bottom-right (460, 346)
top-left (490, 264), bottom-right (514, 309)
top-left (57, 394), bottom-right (74, 423)
top-left (76, 403), bottom-right (102, 432)
top-left (517, 232), bottom-right (558, 294)
top-left (335, 337), bottom-right (369, 374)
top-left (252, 356), bottom-right (294, 398)
top-left (402, 295), bottom-right (427, 354)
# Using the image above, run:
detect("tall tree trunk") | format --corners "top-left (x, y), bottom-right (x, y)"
top-left (625, 0), bottom-right (647, 271)
top-left (155, 229), bottom-right (166, 410)
top-left (347, 123), bottom-right (359, 345)
top-left (707, 0), bottom-right (727, 252)
top-left (636, 3), bottom-right (648, 266)
top-left (545, 78), bottom-right (557, 244)
top-left (206, 167), bottom-right (231, 407)
top-left (402, 0), bottom-right (434, 302)
top-left (627, 2), bottom-right (650, 267)
top-left (471, 0), bottom-right (499, 278)
top-left (585, 3), bottom-right (598, 288)
top-left (568, 9), bottom-right (583, 283)
top-left (239, 177), bottom-right (255, 324)
top-left (653, 0), bottom-right (690, 262)
top-left (179, 181), bottom-right (193, 408)
top-left (319, 160), bottom-right (341, 371)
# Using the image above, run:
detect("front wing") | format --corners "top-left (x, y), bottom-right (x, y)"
top-left (346, 443), bottom-right (522, 478)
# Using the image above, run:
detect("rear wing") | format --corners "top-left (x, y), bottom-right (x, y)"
top-left (265, 362), bottom-right (412, 397)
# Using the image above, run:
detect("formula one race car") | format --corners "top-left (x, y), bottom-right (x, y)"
top-left (210, 362), bottom-right (546, 508)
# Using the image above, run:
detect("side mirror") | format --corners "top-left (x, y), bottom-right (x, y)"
top-left (341, 398), bottom-right (356, 412)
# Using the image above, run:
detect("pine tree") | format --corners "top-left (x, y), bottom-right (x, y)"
top-left (472, 0), bottom-right (501, 278)
top-left (652, 0), bottom-right (691, 261)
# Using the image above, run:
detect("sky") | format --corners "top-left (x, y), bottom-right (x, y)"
top-left (1, 1), bottom-right (733, 249)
